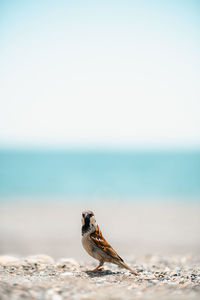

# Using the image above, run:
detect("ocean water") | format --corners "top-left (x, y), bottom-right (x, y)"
top-left (0, 149), bottom-right (200, 199)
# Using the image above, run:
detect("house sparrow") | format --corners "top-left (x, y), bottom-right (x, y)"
top-left (81, 210), bottom-right (138, 274)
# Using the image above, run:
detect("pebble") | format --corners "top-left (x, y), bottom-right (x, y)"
top-left (51, 295), bottom-right (62, 300)
top-left (0, 256), bottom-right (20, 266)
top-left (25, 255), bottom-right (55, 265)
top-left (60, 272), bottom-right (74, 277)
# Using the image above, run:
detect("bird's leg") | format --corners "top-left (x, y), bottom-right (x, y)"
top-left (90, 261), bottom-right (104, 272)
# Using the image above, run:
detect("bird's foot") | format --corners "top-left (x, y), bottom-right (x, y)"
top-left (89, 266), bottom-right (104, 272)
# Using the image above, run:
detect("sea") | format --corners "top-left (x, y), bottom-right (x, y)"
top-left (0, 149), bottom-right (200, 201)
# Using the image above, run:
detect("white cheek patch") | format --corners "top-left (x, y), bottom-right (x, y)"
top-left (90, 216), bottom-right (96, 226)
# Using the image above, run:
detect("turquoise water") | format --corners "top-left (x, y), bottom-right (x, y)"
top-left (0, 150), bottom-right (200, 199)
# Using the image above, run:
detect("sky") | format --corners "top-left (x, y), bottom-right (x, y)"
top-left (0, 0), bottom-right (200, 149)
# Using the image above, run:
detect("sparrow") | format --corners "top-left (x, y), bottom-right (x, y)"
top-left (81, 210), bottom-right (138, 274)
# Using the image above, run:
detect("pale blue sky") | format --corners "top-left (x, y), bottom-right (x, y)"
top-left (0, 0), bottom-right (200, 148)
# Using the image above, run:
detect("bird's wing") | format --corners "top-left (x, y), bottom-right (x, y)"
top-left (90, 225), bottom-right (124, 262)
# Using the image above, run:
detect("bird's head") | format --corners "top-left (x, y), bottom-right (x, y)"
top-left (81, 210), bottom-right (96, 235)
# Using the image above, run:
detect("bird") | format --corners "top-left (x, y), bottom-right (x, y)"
top-left (81, 210), bottom-right (138, 274)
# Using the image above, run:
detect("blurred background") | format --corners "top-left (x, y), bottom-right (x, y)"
top-left (0, 0), bottom-right (200, 260)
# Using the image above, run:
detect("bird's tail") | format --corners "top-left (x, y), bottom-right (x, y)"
top-left (118, 261), bottom-right (138, 275)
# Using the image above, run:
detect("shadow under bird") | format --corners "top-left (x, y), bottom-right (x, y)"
top-left (81, 210), bottom-right (138, 274)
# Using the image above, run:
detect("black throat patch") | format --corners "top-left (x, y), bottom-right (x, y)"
top-left (82, 217), bottom-right (90, 235)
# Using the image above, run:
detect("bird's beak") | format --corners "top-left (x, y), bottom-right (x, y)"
top-left (84, 213), bottom-right (90, 220)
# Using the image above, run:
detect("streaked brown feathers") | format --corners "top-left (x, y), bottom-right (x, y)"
top-left (90, 225), bottom-right (124, 262)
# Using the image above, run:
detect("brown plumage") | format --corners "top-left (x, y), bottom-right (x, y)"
top-left (81, 211), bottom-right (138, 274)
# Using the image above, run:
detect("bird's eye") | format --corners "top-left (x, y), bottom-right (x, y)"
top-left (89, 214), bottom-right (93, 217)
top-left (82, 214), bottom-right (85, 218)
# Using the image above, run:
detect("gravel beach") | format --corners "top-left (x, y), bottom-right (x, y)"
top-left (0, 254), bottom-right (200, 300)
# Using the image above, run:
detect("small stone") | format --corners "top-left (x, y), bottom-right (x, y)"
top-left (0, 256), bottom-right (19, 265)
top-left (25, 255), bottom-right (55, 265)
top-left (51, 295), bottom-right (62, 300)
top-left (60, 271), bottom-right (73, 277)
top-left (105, 270), bottom-right (113, 275)
top-left (174, 267), bottom-right (181, 272)
top-left (57, 258), bottom-right (79, 267)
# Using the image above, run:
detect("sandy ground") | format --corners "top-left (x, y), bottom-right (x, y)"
top-left (0, 200), bottom-right (200, 299)
top-left (0, 254), bottom-right (200, 300)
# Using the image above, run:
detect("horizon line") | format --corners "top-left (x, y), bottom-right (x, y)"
top-left (0, 144), bottom-right (200, 152)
